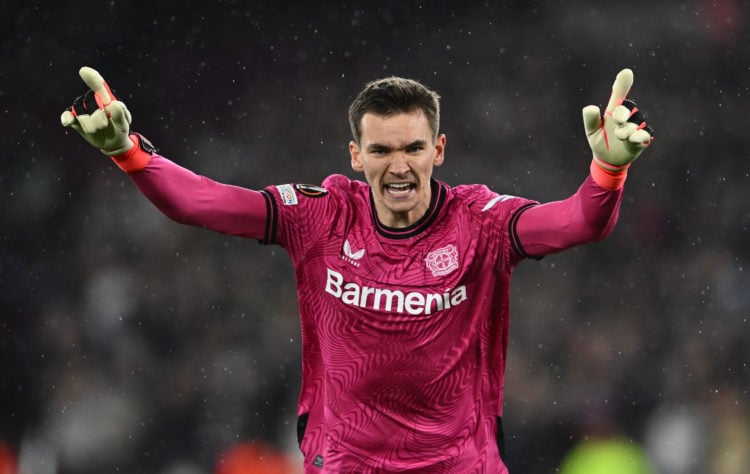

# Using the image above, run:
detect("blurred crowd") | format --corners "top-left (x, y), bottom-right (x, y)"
top-left (1, 1), bottom-right (748, 473)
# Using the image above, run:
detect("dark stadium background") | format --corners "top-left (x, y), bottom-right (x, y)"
top-left (1, 1), bottom-right (748, 472)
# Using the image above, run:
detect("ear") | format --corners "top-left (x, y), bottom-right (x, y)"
top-left (433, 134), bottom-right (446, 167)
top-left (350, 141), bottom-right (364, 172)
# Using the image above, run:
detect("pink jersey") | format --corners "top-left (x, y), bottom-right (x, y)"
top-left (130, 155), bottom-right (622, 473)
top-left (259, 175), bottom-right (533, 472)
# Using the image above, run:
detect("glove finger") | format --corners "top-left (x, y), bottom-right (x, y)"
top-left (582, 105), bottom-right (602, 136)
top-left (620, 100), bottom-right (654, 139)
top-left (76, 109), bottom-right (108, 134)
top-left (68, 121), bottom-right (84, 136)
top-left (107, 101), bottom-right (131, 133)
top-left (92, 108), bottom-right (110, 129)
top-left (79, 67), bottom-right (113, 103)
top-left (614, 122), bottom-right (638, 140)
top-left (629, 129), bottom-right (652, 146)
top-left (60, 110), bottom-right (76, 127)
top-left (605, 69), bottom-right (633, 114)
top-left (76, 114), bottom-right (96, 134)
top-left (612, 105), bottom-right (631, 125)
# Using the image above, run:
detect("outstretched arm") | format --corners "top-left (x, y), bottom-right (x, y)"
top-left (130, 155), bottom-right (268, 239)
top-left (515, 68), bottom-right (654, 257)
top-left (515, 175), bottom-right (622, 257)
top-left (61, 66), bottom-right (268, 240)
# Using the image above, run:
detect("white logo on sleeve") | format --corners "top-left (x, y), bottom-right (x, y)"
top-left (482, 194), bottom-right (515, 212)
top-left (276, 184), bottom-right (298, 206)
top-left (425, 244), bottom-right (459, 277)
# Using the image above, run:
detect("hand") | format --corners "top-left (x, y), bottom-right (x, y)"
top-left (582, 68), bottom-right (654, 169)
top-left (61, 67), bottom-right (134, 156)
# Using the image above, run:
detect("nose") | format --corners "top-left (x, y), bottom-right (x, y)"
top-left (388, 153), bottom-right (410, 175)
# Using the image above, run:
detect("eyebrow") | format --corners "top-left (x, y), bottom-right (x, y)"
top-left (366, 139), bottom-right (428, 153)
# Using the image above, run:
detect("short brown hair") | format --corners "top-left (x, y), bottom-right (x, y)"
top-left (348, 77), bottom-right (441, 143)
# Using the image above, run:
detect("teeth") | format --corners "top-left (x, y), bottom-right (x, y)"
top-left (385, 183), bottom-right (413, 196)
top-left (385, 183), bottom-right (412, 195)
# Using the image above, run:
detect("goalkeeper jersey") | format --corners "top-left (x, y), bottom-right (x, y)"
top-left (131, 155), bottom-right (622, 473)
top-left (260, 174), bottom-right (534, 473)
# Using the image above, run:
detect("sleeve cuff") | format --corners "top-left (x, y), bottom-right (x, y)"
top-left (590, 157), bottom-right (629, 191)
top-left (110, 134), bottom-right (153, 174)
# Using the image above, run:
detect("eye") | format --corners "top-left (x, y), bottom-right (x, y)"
top-left (405, 144), bottom-right (424, 154)
top-left (369, 146), bottom-right (389, 156)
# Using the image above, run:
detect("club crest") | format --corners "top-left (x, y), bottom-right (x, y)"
top-left (425, 244), bottom-right (459, 277)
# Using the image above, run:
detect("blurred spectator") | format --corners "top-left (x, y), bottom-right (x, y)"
top-left (707, 387), bottom-right (750, 474)
top-left (644, 403), bottom-right (707, 474)
top-left (0, 442), bottom-right (17, 474)
top-left (216, 441), bottom-right (297, 474)
top-left (559, 437), bottom-right (654, 474)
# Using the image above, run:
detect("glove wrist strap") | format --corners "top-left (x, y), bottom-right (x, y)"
top-left (590, 157), bottom-right (629, 191)
top-left (110, 134), bottom-right (154, 174)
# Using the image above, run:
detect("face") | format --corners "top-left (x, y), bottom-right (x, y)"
top-left (349, 110), bottom-right (445, 228)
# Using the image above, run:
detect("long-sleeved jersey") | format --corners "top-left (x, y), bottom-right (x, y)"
top-left (130, 155), bottom-right (622, 473)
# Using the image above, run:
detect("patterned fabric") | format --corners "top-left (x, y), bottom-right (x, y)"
top-left (263, 174), bottom-right (535, 472)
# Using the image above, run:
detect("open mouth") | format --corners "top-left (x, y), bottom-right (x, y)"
top-left (384, 182), bottom-right (416, 196)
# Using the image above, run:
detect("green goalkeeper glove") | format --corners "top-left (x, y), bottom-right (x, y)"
top-left (60, 67), bottom-right (134, 156)
top-left (582, 68), bottom-right (654, 190)
top-left (583, 68), bottom-right (653, 167)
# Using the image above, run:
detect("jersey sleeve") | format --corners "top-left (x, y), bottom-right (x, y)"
top-left (457, 183), bottom-right (539, 268)
top-left (259, 174), bottom-right (352, 260)
top-left (514, 174), bottom-right (624, 257)
top-left (130, 154), bottom-right (269, 239)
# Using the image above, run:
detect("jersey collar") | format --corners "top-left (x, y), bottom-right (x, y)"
top-left (370, 179), bottom-right (447, 239)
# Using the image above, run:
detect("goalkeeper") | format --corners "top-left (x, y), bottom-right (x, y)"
top-left (61, 67), bottom-right (652, 472)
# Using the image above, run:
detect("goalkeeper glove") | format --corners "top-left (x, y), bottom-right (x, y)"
top-left (61, 67), bottom-right (134, 155)
top-left (582, 68), bottom-right (654, 190)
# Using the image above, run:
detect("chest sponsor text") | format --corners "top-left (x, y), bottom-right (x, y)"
top-left (324, 268), bottom-right (467, 315)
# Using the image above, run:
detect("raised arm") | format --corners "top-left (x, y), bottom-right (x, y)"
top-left (515, 68), bottom-right (654, 257)
top-left (515, 175), bottom-right (622, 257)
top-left (61, 66), bottom-right (268, 240)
